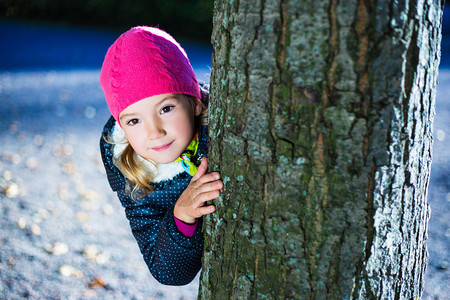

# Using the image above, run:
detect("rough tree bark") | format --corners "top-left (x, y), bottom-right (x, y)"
top-left (199, 0), bottom-right (443, 298)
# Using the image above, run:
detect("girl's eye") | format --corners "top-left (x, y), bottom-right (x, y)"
top-left (127, 118), bottom-right (140, 126)
top-left (160, 105), bottom-right (174, 114)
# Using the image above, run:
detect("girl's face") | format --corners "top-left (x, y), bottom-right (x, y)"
top-left (119, 93), bottom-right (202, 164)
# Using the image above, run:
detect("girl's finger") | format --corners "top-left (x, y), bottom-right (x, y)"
top-left (197, 180), bottom-right (223, 195)
top-left (195, 205), bottom-right (215, 217)
top-left (194, 189), bottom-right (221, 204)
top-left (196, 172), bottom-right (221, 186)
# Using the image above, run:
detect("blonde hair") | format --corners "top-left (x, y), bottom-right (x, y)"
top-left (107, 95), bottom-right (208, 200)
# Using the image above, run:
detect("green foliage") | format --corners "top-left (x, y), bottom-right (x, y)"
top-left (0, 0), bottom-right (213, 41)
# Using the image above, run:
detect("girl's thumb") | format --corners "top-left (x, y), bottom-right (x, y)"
top-left (193, 157), bottom-right (207, 180)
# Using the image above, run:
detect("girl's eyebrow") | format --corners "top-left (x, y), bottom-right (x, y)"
top-left (119, 94), bottom-right (179, 121)
top-left (156, 94), bottom-right (179, 105)
top-left (119, 113), bottom-right (136, 122)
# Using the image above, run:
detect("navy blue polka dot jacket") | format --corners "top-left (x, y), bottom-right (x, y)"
top-left (99, 117), bottom-right (208, 286)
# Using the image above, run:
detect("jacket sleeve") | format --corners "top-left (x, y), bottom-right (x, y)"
top-left (116, 188), bottom-right (204, 286)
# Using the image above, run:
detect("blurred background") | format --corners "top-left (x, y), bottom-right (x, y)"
top-left (0, 0), bottom-right (213, 41)
top-left (0, 0), bottom-right (213, 75)
top-left (0, 1), bottom-right (448, 299)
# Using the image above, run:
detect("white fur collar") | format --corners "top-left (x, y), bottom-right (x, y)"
top-left (109, 121), bottom-right (185, 183)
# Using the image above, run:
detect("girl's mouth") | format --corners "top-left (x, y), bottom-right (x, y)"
top-left (152, 141), bottom-right (173, 152)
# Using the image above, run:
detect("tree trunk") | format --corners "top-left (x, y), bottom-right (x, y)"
top-left (199, 0), bottom-right (443, 298)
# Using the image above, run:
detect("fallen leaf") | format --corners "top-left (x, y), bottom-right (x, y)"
top-left (83, 245), bottom-right (110, 264)
top-left (58, 184), bottom-right (69, 201)
top-left (45, 242), bottom-right (69, 256)
top-left (33, 208), bottom-right (50, 223)
top-left (26, 157), bottom-right (39, 169)
top-left (31, 224), bottom-right (41, 236)
top-left (3, 182), bottom-right (20, 198)
top-left (62, 145), bottom-right (73, 156)
top-left (81, 189), bottom-right (98, 201)
top-left (17, 217), bottom-right (26, 229)
top-left (95, 253), bottom-right (110, 264)
top-left (2, 170), bottom-right (12, 181)
top-left (77, 211), bottom-right (90, 222)
top-left (83, 245), bottom-right (98, 261)
top-left (63, 162), bottom-right (75, 174)
top-left (439, 262), bottom-right (449, 270)
top-left (59, 264), bottom-right (83, 278)
top-left (102, 205), bottom-right (114, 215)
top-left (87, 277), bottom-right (107, 288)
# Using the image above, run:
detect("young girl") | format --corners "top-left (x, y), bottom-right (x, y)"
top-left (99, 26), bottom-right (222, 285)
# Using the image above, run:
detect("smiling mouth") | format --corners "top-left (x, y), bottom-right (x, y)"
top-left (152, 142), bottom-right (173, 152)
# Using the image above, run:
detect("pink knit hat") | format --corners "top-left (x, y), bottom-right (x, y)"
top-left (100, 26), bottom-right (201, 122)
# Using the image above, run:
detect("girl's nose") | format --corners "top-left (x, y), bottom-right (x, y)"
top-left (145, 120), bottom-right (165, 140)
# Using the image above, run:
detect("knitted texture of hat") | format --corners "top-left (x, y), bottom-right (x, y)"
top-left (100, 26), bottom-right (201, 122)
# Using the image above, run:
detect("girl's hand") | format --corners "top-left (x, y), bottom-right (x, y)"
top-left (174, 157), bottom-right (222, 224)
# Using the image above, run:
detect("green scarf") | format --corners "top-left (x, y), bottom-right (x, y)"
top-left (175, 132), bottom-right (199, 176)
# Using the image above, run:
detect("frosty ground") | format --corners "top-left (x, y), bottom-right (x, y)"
top-left (0, 22), bottom-right (448, 299)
